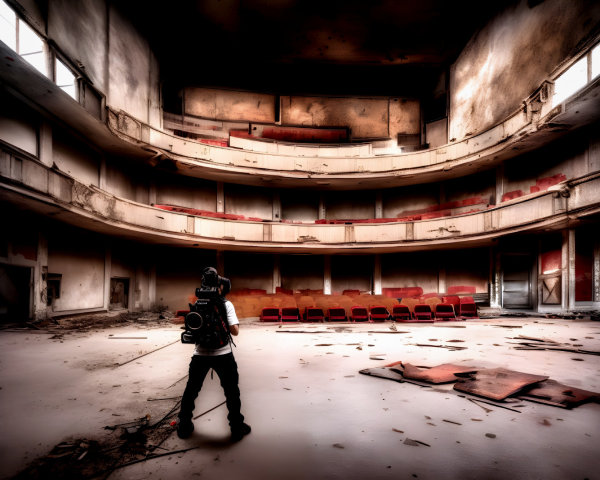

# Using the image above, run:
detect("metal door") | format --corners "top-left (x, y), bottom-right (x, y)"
top-left (502, 254), bottom-right (532, 309)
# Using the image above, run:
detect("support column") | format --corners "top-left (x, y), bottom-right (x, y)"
top-left (149, 264), bottom-right (157, 309)
top-left (373, 254), bottom-right (382, 295)
top-left (33, 231), bottom-right (48, 321)
top-left (38, 122), bottom-right (53, 168)
top-left (563, 229), bottom-right (576, 311)
top-left (495, 164), bottom-right (505, 206)
top-left (273, 191), bottom-right (281, 222)
top-left (375, 192), bottom-right (383, 219)
top-left (490, 248), bottom-right (502, 308)
top-left (148, 179), bottom-right (157, 206)
top-left (273, 254), bottom-right (281, 294)
top-left (217, 182), bottom-right (225, 213)
top-left (104, 242), bottom-right (111, 311)
top-left (318, 193), bottom-right (326, 220)
top-left (323, 255), bottom-right (332, 294)
top-left (99, 157), bottom-right (107, 190)
top-left (216, 250), bottom-right (225, 275)
top-left (438, 266), bottom-right (446, 295)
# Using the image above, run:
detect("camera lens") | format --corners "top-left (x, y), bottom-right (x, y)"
top-left (185, 311), bottom-right (203, 330)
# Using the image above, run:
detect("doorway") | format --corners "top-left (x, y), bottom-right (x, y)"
top-left (0, 264), bottom-right (32, 322)
top-left (502, 254), bottom-right (533, 309)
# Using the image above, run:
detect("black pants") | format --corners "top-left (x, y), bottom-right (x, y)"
top-left (178, 353), bottom-right (244, 429)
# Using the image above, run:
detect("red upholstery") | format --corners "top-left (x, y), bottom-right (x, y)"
top-left (459, 297), bottom-right (478, 318)
top-left (447, 286), bottom-right (476, 294)
top-left (434, 303), bottom-right (456, 320)
top-left (501, 190), bottom-right (525, 202)
top-left (305, 307), bottom-right (325, 322)
top-left (442, 295), bottom-right (461, 312)
top-left (327, 307), bottom-right (347, 322)
top-left (382, 287), bottom-right (423, 298)
top-left (369, 305), bottom-right (390, 322)
top-left (260, 307), bottom-right (280, 322)
top-left (413, 304), bottom-right (434, 322)
top-left (392, 305), bottom-right (411, 322)
top-left (350, 306), bottom-right (369, 322)
top-left (281, 307), bottom-right (300, 322)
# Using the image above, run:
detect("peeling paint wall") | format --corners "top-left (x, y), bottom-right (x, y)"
top-left (281, 190), bottom-right (319, 222)
top-left (47, 0), bottom-right (108, 92)
top-left (382, 184), bottom-right (439, 218)
top-left (325, 190), bottom-right (375, 220)
top-left (281, 95), bottom-right (419, 140)
top-left (184, 88), bottom-right (276, 123)
top-left (47, 229), bottom-right (105, 312)
top-left (449, 0), bottom-right (600, 141)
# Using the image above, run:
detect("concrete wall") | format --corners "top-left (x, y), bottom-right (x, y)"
top-left (53, 130), bottom-right (99, 186)
top-left (281, 95), bottom-right (419, 140)
top-left (381, 252), bottom-right (439, 293)
top-left (156, 175), bottom-right (217, 210)
top-left (184, 88), bottom-right (276, 123)
top-left (449, 0), bottom-right (600, 141)
top-left (281, 255), bottom-right (324, 291)
top-left (41, 0), bottom-right (161, 126)
top-left (325, 190), bottom-right (375, 220)
top-left (0, 96), bottom-right (38, 157)
top-left (225, 184), bottom-right (273, 220)
top-left (281, 191), bottom-right (319, 222)
top-left (225, 252), bottom-right (274, 292)
top-left (332, 255), bottom-right (373, 293)
top-left (155, 248), bottom-right (215, 311)
top-left (47, 229), bottom-right (105, 312)
top-left (382, 184), bottom-right (439, 217)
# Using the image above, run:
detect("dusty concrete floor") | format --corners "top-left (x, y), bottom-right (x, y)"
top-left (0, 316), bottom-right (599, 480)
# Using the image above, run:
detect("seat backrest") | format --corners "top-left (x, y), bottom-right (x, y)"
top-left (414, 304), bottom-right (432, 313)
top-left (460, 296), bottom-right (475, 304)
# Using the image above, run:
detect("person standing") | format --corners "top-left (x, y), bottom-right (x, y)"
top-left (176, 267), bottom-right (251, 442)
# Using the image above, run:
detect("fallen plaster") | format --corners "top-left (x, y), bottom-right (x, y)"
top-left (0, 316), bottom-right (599, 479)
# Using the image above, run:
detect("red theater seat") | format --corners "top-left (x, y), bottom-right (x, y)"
top-left (392, 305), bottom-right (411, 322)
top-left (350, 306), bottom-right (369, 322)
top-left (413, 304), bottom-right (434, 322)
top-left (327, 307), bottom-right (347, 322)
top-left (281, 307), bottom-right (300, 322)
top-left (459, 297), bottom-right (478, 318)
top-left (260, 307), bottom-right (280, 322)
top-left (304, 307), bottom-right (325, 322)
top-left (434, 303), bottom-right (456, 320)
top-left (369, 305), bottom-right (390, 322)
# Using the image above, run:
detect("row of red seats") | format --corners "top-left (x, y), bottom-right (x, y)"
top-left (260, 299), bottom-right (477, 323)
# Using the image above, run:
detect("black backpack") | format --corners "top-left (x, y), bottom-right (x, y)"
top-left (181, 289), bottom-right (231, 349)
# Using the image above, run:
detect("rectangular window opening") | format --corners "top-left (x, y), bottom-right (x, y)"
top-left (56, 58), bottom-right (77, 100)
top-left (553, 56), bottom-right (588, 105)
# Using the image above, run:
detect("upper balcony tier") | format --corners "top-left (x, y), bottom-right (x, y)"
top-left (1, 147), bottom-right (599, 254)
top-left (1, 39), bottom-right (600, 191)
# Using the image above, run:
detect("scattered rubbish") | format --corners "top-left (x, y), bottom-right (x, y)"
top-left (442, 419), bottom-right (462, 425)
top-left (332, 443), bottom-right (345, 449)
top-left (485, 433), bottom-right (497, 439)
top-left (367, 330), bottom-right (409, 334)
top-left (147, 396), bottom-right (181, 402)
top-left (540, 419), bottom-right (552, 426)
top-left (116, 339), bottom-right (180, 367)
top-left (453, 368), bottom-right (548, 401)
top-left (401, 363), bottom-right (476, 384)
top-left (518, 379), bottom-right (600, 408)
top-left (392, 428), bottom-right (404, 434)
top-left (492, 325), bottom-right (523, 328)
top-left (571, 358), bottom-right (584, 361)
top-left (446, 339), bottom-right (465, 343)
top-left (277, 330), bottom-right (330, 334)
top-left (412, 343), bottom-right (467, 351)
top-left (509, 335), bottom-right (600, 356)
top-left (315, 344), bottom-right (334, 346)
top-left (165, 374), bottom-right (188, 389)
top-left (109, 337), bottom-right (148, 340)
top-left (471, 418), bottom-right (483, 422)
top-left (403, 438), bottom-right (430, 447)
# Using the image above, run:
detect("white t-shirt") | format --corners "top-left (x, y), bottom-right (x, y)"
top-left (193, 300), bottom-right (239, 356)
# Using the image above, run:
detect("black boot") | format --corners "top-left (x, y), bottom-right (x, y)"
top-left (231, 423), bottom-right (251, 442)
top-left (176, 418), bottom-right (195, 439)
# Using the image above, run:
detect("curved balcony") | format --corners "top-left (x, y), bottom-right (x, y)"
top-left (2, 39), bottom-right (599, 191)
top-left (107, 76), bottom-right (600, 190)
top-left (2, 150), bottom-right (599, 254)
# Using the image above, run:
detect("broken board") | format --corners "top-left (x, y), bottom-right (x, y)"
top-left (402, 363), bottom-right (476, 384)
top-left (453, 367), bottom-right (548, 401)
top-left (518, 379), bottom-right (600, 408)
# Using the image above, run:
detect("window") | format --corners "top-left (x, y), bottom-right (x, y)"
top-left (553, 56), bottom-right (587, 104)
top-left (0, 0), bottom-right (16, 50)
top-left (56, 58), bottom-right (77, 100)
top-left (18, 19), bottom-right (47, 76)
top-left (592, 43), bottom-right (600, 80)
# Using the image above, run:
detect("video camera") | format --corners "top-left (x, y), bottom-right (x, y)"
top-left (181, 268), bottom-right (232, 345)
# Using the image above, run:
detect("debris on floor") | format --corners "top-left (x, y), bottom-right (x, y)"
top-left (401, 363), bottom-right (476, 384)
top-left (508, 335), bottom-right (600, 356)
top-left (453, 368), bottom-right (549, 401)
top-left (360, 362), bottom-right (600, 409)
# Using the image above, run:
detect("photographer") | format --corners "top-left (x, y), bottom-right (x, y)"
top-left (176, 267), bottom-right (251, 442)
